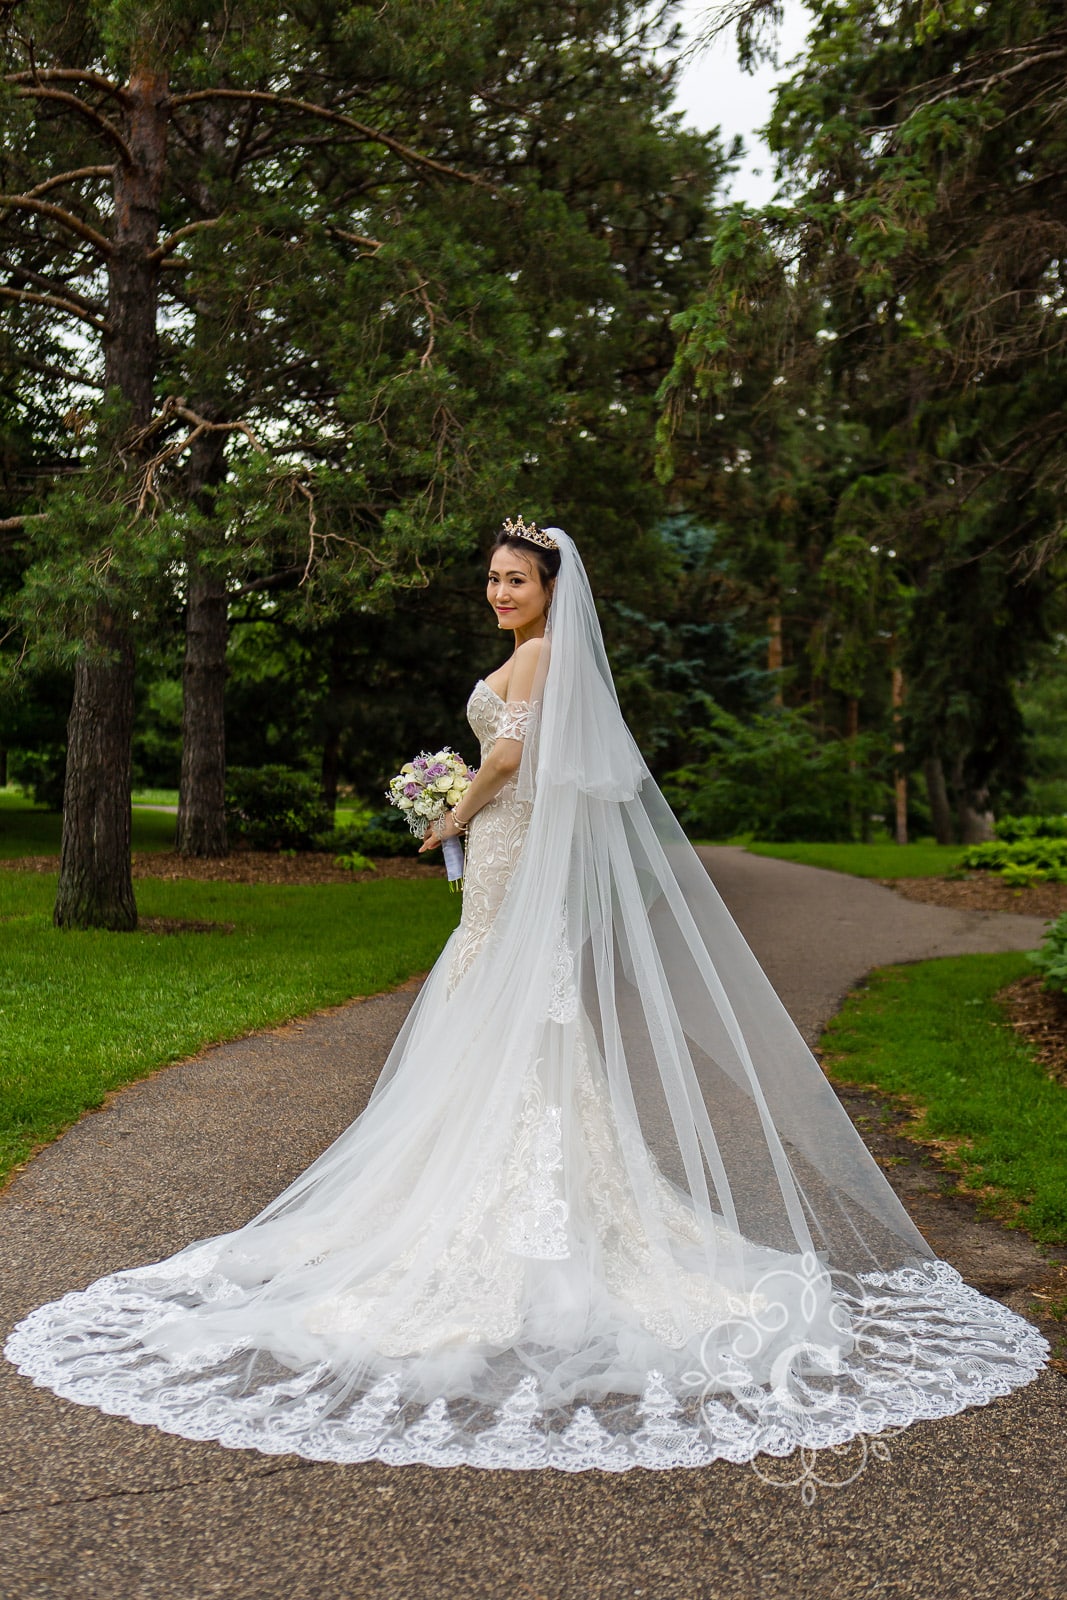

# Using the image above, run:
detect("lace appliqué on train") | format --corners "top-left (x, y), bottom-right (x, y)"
top-left (502, 1074), bottom-right (569, 1260)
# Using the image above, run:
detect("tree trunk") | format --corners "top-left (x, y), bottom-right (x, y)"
top-left (177, 567), bottom-right (229, 856)
top-left (320, 730), bottom-right (340, 815)
top-left (923, 755), bottom-right (955, 845)
top-left (949, 754), bottom-right (995, 843)
top-left (54, 58), bottom-right (168, 930)
top-left (767, 609), bottom-right (783, 705)
top-left (891, 665), bottom-right (908, 845)
top-left (177, 413), bottom-right (229, 856)
top-left (845, 695), bottom-right (860, 838)
top-left (957, 795), bottom-right (995, 844)
top-left (54, 627), bottom-right (137, 929)
top-left (319, 631), bottom-right (345, 815)
top-left (176, 95), bottom-right (232, 858)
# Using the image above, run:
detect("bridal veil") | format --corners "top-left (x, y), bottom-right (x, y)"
top-left (5, 527), bottom-right (1047, 1470)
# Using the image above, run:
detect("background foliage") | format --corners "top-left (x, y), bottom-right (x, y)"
top-left (1, 0), bottom-right (1065, 860)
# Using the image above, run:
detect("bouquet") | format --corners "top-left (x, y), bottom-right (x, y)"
top-left (386, 747), bottom-right (476, 887)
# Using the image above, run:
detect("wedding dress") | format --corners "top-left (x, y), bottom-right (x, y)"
top-left (5, 528), bottom-right (1048, 1471)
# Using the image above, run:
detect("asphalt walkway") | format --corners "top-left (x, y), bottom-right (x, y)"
top-left (1, 852), bottom-right (1064, 1600)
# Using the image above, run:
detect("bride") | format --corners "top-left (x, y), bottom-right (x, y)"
top-left (5, 519), bottom-right (1048, 1471)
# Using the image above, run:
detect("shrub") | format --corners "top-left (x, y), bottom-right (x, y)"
top-left (224, 766), bottom-right (331, 850)
top-left (1029, 914), bottom-right (1067, 995)
top-left (960, 838), bottom-right (1067, 879)
top-left (993, 814), bottom-right (1067, 842)
top-left (312, 808), bottom-right (421, 859)
top-left (663, 702), bottom-right (888, 843)
top-left (346, 807), bottom-right (422, 859)
top-left (9, 746), bottom-right (66, 811)
top-left (334, 850), bottom-right (376, 873)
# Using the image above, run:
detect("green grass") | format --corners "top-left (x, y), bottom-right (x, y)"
top-left (0, 871), bottom-right (460, 1180)
top-left (822, 952), bottom-right (1067, 1243)
top-left (131, 787), bottom-right (179, 806)
top-left (745, 840), bottom-right (968, 879)
top-left (0, 791), bottom-right (176, 856)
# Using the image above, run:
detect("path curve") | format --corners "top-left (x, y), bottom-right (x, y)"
top-left (696, 845), bottom-right (1051, 1043)
top-left (1, 854), bottom-right (1064, 1600)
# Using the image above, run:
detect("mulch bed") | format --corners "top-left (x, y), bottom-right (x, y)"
top-left (0, 850), bottom-right (444, 886)
top-left (888, 874), bottom-right (1067, 918)
top-left (997, 972), bottom-right (1067, 1092)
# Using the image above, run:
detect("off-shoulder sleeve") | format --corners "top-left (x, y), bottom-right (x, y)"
top-left (497, 700), bottom-right (531, 742)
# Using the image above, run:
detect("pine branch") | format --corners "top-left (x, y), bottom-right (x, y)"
top-left (168, 89), bottom-right (484, 187)
top-left (0, 283), bottom-right (108, 330)
top-left (0, 193), bottom-right (111, 255)
top-left (127, 399), bottom-right (268, 515)
top-left (0, 254), bottom-right (105, 316)
top-left (6, 68), bottom-right (130, 104)
top-left (18, 352), bottom-right (103, 389)
top-left (10, 86), bottom-right (134, 166)
top-left (25, 165), bottom-right (114, 200)
top-left (325, 226), bottom-right (385, 253)
top-left (0, 513), bottom-right (47, 530)
top-left (148, 216), bottom-right (221, 263)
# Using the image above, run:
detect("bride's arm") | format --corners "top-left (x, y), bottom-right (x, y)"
top-left (418, 639), bottom-right (542, 854)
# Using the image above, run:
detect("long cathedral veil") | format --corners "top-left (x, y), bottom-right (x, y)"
top-left (4, 527), bottom-right (1047, 1470)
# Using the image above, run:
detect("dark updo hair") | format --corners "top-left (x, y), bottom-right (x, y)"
top-left (490, 523), bottom-right (562, 587)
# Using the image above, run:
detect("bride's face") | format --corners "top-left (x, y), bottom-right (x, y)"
top-left (487, 545), bottom-right (550, 632)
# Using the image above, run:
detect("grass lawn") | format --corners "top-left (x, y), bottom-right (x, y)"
top-left (0, 870), bottom-right (460, 1182)
top-left (746, 840), bottom-right (967, 879)
top-left (0, 791), bottom-right (176, 856)
top-left (821, 952), bottom-right (1067, 1244)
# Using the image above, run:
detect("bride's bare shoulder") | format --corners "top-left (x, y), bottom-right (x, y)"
top-left (505, 638), bottom-right (544, 702)
top-left (483, 638), bottom-right (544, 701)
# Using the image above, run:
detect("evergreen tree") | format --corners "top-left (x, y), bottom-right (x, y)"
top-left (3, 2), bottom-right (723, 919)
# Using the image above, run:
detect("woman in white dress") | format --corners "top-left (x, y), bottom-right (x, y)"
top-left (4, 519), bottom-right (1048, 1471)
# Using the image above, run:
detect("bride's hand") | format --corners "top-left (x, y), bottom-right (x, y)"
top-left (418, 823), bottom-right (442, 854)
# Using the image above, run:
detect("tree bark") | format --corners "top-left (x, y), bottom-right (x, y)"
top-left (177, 418), bottom-right (229, 857)
top-left (319, 631), bottom-right (345, 815)
top-left (957, 795), bottom-right (995, 844)
top-left (923, 755), bottom-right (955, 844)
top-left (767, 608), bottom-right (783, 705)
top-left (949, 754), bottom-right (995, 843)
top-left (54, 58), bottom-right (168, 929)
top-left (891, 666), bottom-right (908, 846)
top-left (176, 93), bottom-right (231, 859)
top-left (320, 729), bottom-right (340, 815)
top-left (54, 625), bottom-right (137, 930)
top-left (177, 566), bottom-right (229, 856)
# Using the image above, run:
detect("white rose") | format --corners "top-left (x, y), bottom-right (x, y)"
top-left (446, 788), bottom-right (463, 806)
top-left (398, 797), bottom-right (414, 810)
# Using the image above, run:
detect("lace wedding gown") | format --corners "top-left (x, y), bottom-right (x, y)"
top-left (5, 540), bottom-right (1049, 1472)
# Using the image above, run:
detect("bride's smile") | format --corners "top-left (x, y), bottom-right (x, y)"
top-left (487, 547), bottom-right (553, 643)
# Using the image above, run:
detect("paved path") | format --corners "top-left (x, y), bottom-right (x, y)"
top-left (2, 854), bottom-right (1064, 1600)
top-left (696, 847), bottom-right (1051, 1043)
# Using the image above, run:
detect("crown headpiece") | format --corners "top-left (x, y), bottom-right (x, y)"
top-left (502, 515), bottom-right (558, 551)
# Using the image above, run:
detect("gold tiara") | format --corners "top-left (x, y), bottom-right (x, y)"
top-left (502, 515), bottom-right (558, 551)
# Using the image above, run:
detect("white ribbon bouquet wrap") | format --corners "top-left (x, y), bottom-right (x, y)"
top-left (387, 747), bottom-right (476, 886)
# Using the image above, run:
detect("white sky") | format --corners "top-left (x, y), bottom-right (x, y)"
top-left (667, 1), bottom-right (813, 205)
